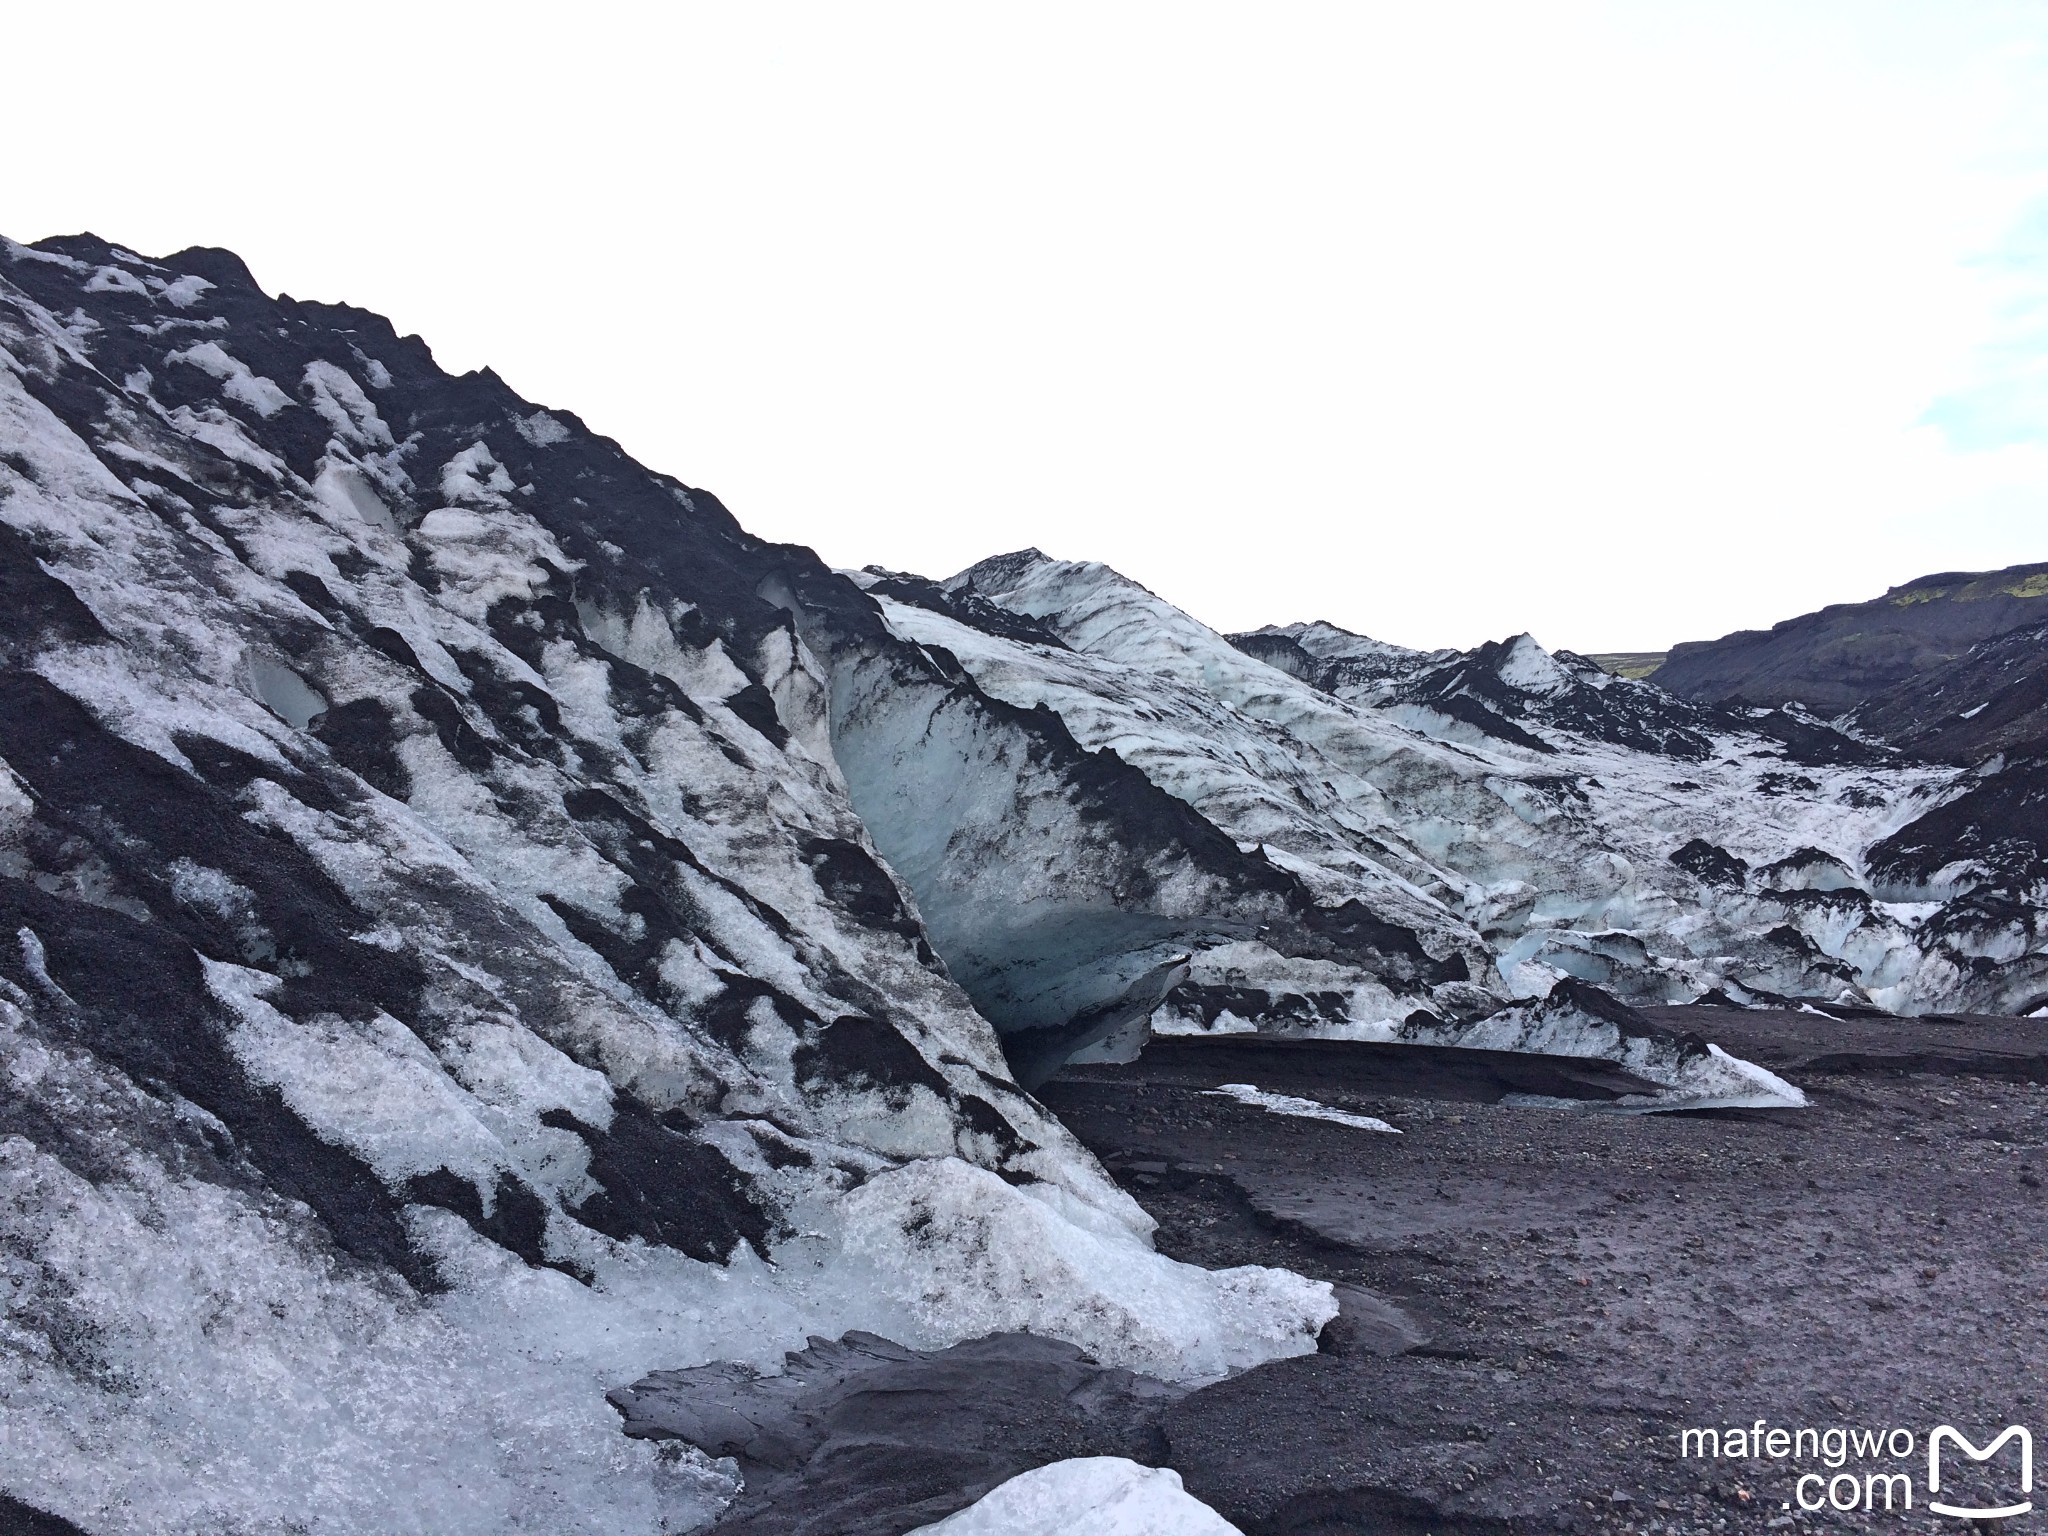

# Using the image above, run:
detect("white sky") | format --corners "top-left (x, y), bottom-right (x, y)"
top-left (8, 1), bottom-right (2048, 651)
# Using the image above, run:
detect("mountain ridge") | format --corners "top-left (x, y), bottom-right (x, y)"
top-left (1649, 559), bottom-right (2048, 713)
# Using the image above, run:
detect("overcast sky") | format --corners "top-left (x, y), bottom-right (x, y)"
top-left (9, 2), bottom-right (2047, 651)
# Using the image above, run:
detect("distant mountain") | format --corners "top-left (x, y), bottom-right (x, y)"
top-left (1651, 563), bottom-right (2048, 714)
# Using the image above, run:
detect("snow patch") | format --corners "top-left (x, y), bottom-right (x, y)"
top-left (164, 403), bottom-right (289, 477)
top-left (303, 360), bottom-right (395, 447)
top-left (439, 441), bottom-right (517, 507)
top-left (3, 239), bottom-right (88, 271)
top-left (156, 273), bottom-right (214, 309)
top-left (167, 341), bottom-right (293, 418)
top-left (86, 264), bottom-right (150, 295)
top-left (515, 410), bottom-right (571, 447)
top-left (413, 505), bottom-right (577, 624)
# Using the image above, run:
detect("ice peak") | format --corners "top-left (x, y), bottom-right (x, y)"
top-left (947, 547), bottom-right (1054, 594)
top-left (1493, 633), bottom-right (1572, 694)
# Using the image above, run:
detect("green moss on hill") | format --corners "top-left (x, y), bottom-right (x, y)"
top-left (1586, 652), bottom-right (1666, 680)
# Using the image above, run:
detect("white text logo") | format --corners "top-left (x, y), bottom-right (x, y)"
top-left (1928, 1425), bottom-right (2032, 1521)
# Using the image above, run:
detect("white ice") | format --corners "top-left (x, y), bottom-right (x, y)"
top-left (1204, 1083), bottom-right (1401, 1133)
top-left (906, 1458), bottom-right (1243, 1535)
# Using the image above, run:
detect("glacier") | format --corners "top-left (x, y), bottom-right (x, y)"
top-left (2, 231), bottom-right (2042, 1533)
top-left (0, 236), bottom-right (1335, 1533)
top-left (864, 550), bottom-right (2040, 1024)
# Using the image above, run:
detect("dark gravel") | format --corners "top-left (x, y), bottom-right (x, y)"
top-left (1037, 1006), bottom-right (2048, 1535)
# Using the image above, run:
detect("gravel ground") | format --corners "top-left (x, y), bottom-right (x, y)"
top-left (1037, 1007), bottom-right (2048, 1536)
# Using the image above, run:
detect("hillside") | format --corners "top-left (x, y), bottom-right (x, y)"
top-left (1650, 563), bottom-right (2048, 712)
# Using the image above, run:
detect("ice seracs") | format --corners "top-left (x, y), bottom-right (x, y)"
top-left (887, 549), bottom-right (2023, 1033)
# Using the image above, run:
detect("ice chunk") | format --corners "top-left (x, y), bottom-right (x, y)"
top-left (1432, 984), bottom-right (1810, 1113)
top-left (836, 1157), bottom-right (1335, 1382)
top-left (1204, 1083), bottom-right (1400, 1133)
top-left (907, 1457), bottom-right (1243, 1535)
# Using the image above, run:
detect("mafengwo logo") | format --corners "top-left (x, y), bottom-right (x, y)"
top-left (1679, 1421), bottom-right (2032, 1518)
top-left (1929, 1426), bottom-right (2032, 1521)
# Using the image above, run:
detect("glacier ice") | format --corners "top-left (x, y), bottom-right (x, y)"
top-left (0, 235), bottom-right (1353, 1532)
top-left (5, 230), bottom-right (2043, 1533)
top-left (894, 549), bottom-right (2034, 1022)
top-left (1204, 1082), bottom-right (1401, 1132)
top-left (836, 1158), bottom-right (1334, 1382)
top-left (906, 1457), bottom-right (1243, 1535)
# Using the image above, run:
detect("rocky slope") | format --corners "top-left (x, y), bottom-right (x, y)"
top-left (1649, 561), bottom-right (2048, 713)
top-left (1846, 619), bottom-right (2048, 763)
